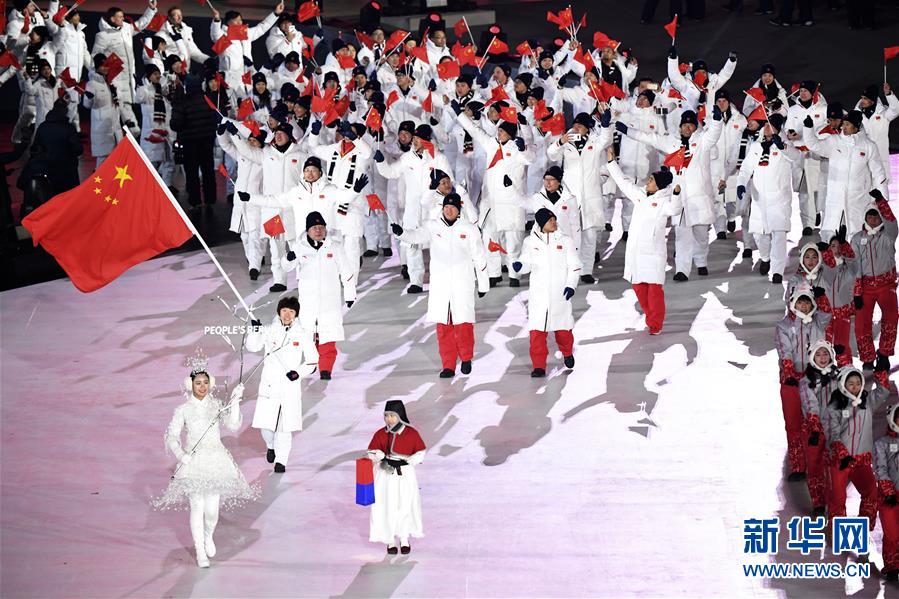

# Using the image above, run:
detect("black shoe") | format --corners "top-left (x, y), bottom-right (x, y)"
top-left (266, 449), bottom-right (275, 463)
top-left (697, 267), bottom-right (709, 276)
top-left (727, 221), bottom-right (736, 233)
top-left (460, 360), bottom-right (471, 374)
top-left (274, 463), bottom-right (286, 473)
top-left (489, 276), bottom-right (502, 288)
top-left (772, 274), bottom-right (782, 284)
top-left (742, 248), bottom-right (753, 259)
top-left (580, 274), bottom-right (596, 284)
top-left (382, 247), bottom-right (393, 257)
top-left (877, 353), bottom-right (891, 372)
top-left (621, 231), bottom-right (629, 241)
top-left (769, 17), bottom-right (790, 26)
top-left (604, 223), bottom-right (613, 232)
top-left (320, 370), bottom-right (331, 380)
top-left (439, 368), bottom-right (454, 378)
top-left (716, 231), bottom-right (727, 240)
top-left (387, 546), bottom-right (399, 555)
top-left (815, 213), bottom-right (822, 227)
top-left (249, 268), bottom-right (259, 281)
top-left (269, 283), bottom-right (287, 293)
top-left (363, 249), bottom-right (378, 257)
top-left (863, 361), bottom-right (875, 370)
top-left (401, 265), bottom-right (410, 280)
top-left (759, 260), bottom-right (770, 276)
top-left (509, 278), bottom-right (521, 287)
top-left (673, 272), bottom-right (688, 282)
top-left (802, 226), bottom-right (813, 236)
top-left (501, 265), bottom-right (508, 273)
top-left (407, 285), bottom-right (423, 294)
top-left (812, 506), bottom-right (826, 519)
top-left (531, 368), bottom-right (546, 377)
top-left (787, 471), bottom-right (806, 482)
top-left (564, 355), bottom-right (575, 368)
top-left (886, 570), bottom-right (899, 582)
top-left (400, 544), bottom-right (411, 555)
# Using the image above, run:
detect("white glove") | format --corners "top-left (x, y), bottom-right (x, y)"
top-left (367, 449), bottom-right (385, 461)
top-left (179, 453), bottom-right (193, 465)
top-left (230, 383), bottom-right (244, 403)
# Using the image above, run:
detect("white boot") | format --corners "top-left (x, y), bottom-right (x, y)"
top-left (189, 496), bottom-right (210, 568)
top-left (195, 543), bottom-right (210, 568)
top-left (204, 530), bottom-right (216, 558)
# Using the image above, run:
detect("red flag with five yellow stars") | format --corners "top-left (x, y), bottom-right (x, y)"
top-left (22, 133), bottom-right (192, 292)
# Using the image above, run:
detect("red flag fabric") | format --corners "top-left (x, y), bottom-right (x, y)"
top-left (337, 53), bottom-right (356, 69)
top-left (297, 0), bottom-right (320, 22)
top-left (663, 147), bottom-right (687, 172)
top-left (487, 147), bottom-right (503, 169)
top-left (196, 0), bottom-right (207, 5)
top-left (577, 12), bottom-right (587, 29)
top-left (499, 105), bottom-right (517, 124)
top-left (20, 13), bottom-right (29, 33)
top-left (747, 105), bottom-right (768, 121)
top-left (212, 35), bottom-right (231, 55)
top-left (421, 91), bottom-right (433, 113)
top-left (667, 87), bottom-right (684, 100)
top-left (386, 30), bottom-right (409, 52)
top-left (217, 163), bottom-right (230, 179)
top-left (237, 98), bottom-right (255, 120)
top-left (573, 46), bottom-right (595, 71)
top-left (533, 99), bottom-right (550, 120)
top-left (516, 40), bottom-right (532, 56)
top-left (21, 135), bottom-right (192, 292)
top-left (311, 87), bottom-right (337, 113)
top-left (365, 106), bottom-right (382, 131)
top-left (487, 239), bottom-right (508, 254)
top-left (547, 8), bottom-right (573, 31)
top-left (59, 67), bottom-right (78, 88)
top-left (452, 42), bottom-right (477, 66)
top-left (592, 31), bottom-right (618, 50)
top-left (453, 18), bottom-right (467, 39)
top-left (103, 53), bottom-right (124, 82)
top-left (540, 112), bottom-right (565, 136)
top-left (214, 71), bottom-right (228, 90)
top-left (302, 35), bottom-right (315, 60)
top-left (790, 82), bottom-right (800, 94)
top-left (145, 11), bottom-right (166, 32)
top-left (885, 46), bottom-right (899, 61)
top-left (355, 30), bottom-right (374, 50)
top-left (744, 87), bottom-right (766, 103)
top-left (436, 59), bottom-right (460, 80)
top-left (599, 80), bottom-right (626, 100)
top-left (263, 214), bottom-right (286, 237)
top-left (386, 89), bottom-right (400, 111)
top-left (0, 49), bottom-right (21, 70)
top-left (409, 44), bottom-right (429, 64)
top-left (664, 15), bottom-right (678, 40)
top-left (241, 70), bottom-right (252, 85)
top-left (486, 38), bottom-right (509, 55)
top-left (418, 139), bottom-right (435, 158)
top-left (52, 5), bottom-right (70, 26)
top-left (693, 70), bottom-right (708, 88)
top-left (227, 24), bottom-right (249, 41)
top-left (485, 85), bottom-right (509, 106)
top-left (366, 194), bottom-right (386, 212)
top-left (242, 118), bottom-right (261, 137)
top-left (323, 95), bottom-right (350, 124)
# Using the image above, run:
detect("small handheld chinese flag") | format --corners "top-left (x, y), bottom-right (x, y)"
top-left (355, 29), bottom-right (374, 50)
top-left (236, 98), bottom-right (255, 120)
top-left (744, 87), bottom-right (766, 103)
top-left (365, 106), bottom-right (382, 131)
top-left (386, 89), bottom-right (400, 111)
top-left (0, 49), bottom-right (22, 70)
top-left (593, 31), bottom-right (616, 50)
top-left (436, 59), bottom-right (460, 80)
top-left (241, 70), bottom-right (252, 85)
top-left (663, 147), bottom-right (687, 172)
top-left (533, 99), bottom-right (550, 120)
top-left (573, 46), bottom-right (595, 71)
top-left (487, 146), bottom-right (503, 169)
top-left (488, 239), bottom-right (508, 254)
top-left (242, 118), bottom-right (262, 137)
top-left (499, 105), bottom-right (518, 124)
top-left (540, 112), bottom-right (565, 136)
top-left (600, 80), bottom-right (626, 100)
top-left (366, 194), bottom-right (386, 212)
top-left (227, 23), bottom-right (249, 41)
top-left (409, 45), bottom-right (429, 64)
top-left (263, 214), bottom-right (286, 237)
top-left (337, 53), bottom-right (356, 69)
top-left (212, 35), bottom-right (231, 55)
top-left (297, 0), bottom-right (320, 22)
top-left (747, 105), bottom-right (768, 122)
top-left (453, 18), bottom-right (467, 39)
top-left (217, 163), bottom-right (230, 180)
top-left (355, 458), bottom-right (375, 506)
top-left (664, 15), bottom-right (678, 41)
top-left (21, 133), bottom-right (193, 293)
top-left (452, 42), bottom-right (477, 66)
top-left (59, 67), bottom-right (78, 89)
top-left (486, 38), bottom-right (509, 55)
top-left (516, 40), bottom-right (532, 56)
top-left (421, 91), bottom-right (433, 113)
top-left (145, 11), bottom-right (167, 33)
top-left (418, 139), bottom-right (435, 158)
top-left (485, 85), bottom-right (508, 106)
top-left (103, 53), bottom-right (124, 82)
top-left (885, 47), bottom-right (899, 61)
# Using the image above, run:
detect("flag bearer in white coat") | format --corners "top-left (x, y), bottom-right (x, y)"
top-left (366, 400), bottom-right (427, 555)
top-left (616, 106), bottom-right (723, 281)
top-left (606, 149), bottom-right (683, 335)
top-left (736, 113), bottom-right (800, 285)
top-left (245, 297), bottom-right (319, 473)
top-left (391, 194), bottom-right (490, 378)
top-left (512, 208), bottom-right (580, 377)
top-left (283, 212), bottom-right (358, 380)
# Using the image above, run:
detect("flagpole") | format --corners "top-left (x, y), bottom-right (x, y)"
top-left (122, 129), bottom-right (255, 317)
top-left (462, 16), bottom-right (476, 47)
top-left (477, 35), bottom-right (497, 72)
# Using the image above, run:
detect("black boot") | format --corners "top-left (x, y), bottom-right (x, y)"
top-left (759, 260), bottom-right (770, 276)
top-left (594, 251), bottom-right (601, 264)
top-left (564, 355), bottom-right (575, 368)
top-left (673, 272), bottom-right (688, 282)
top-left (274, 463), bottom-right (286, 473)
top-left (407, 284), bottom-right (423, 294)
top-left (772, 273), bottom-right (782, 284)
top-left (716, 231), bottom-right (727, 240)
top-left (320, 370), bottom-right (331, 380)
top-left (697, 267), bottom-right (709, 276)
top-left (509, 278), bottom-right (520, 287)
top-left (382, 247), bottom-right (393, 257)
top-left (742, 248), bottom-right (753, 259)
top-left (266, 449), bottom-right (275, 463)
top-left (249, 268), bottom-right (259, 281)
top-left (269, 283), bottom-right (287, 293)
top-left (621, 231), bottom-right (629, 241)
top-left (363, 249), bottom-right (378, 257)
top-left (580, 274), bottom-right (596, 284)
top-left (802, 226), bottom-right (813, 236)
top-left (387, 546), bottom-right (399, 555)
top-left (460, 361), bottom-right (472, 374)
top-left (604, 223), bottom-right (613, 232)
top-left (531, 368), bottom-right (546, 377)
top-left (439, 368), bottom-right (454, 378)
top-left (727, 221), bottom-right (736, 233)
top-left (886, 570), bottom-right (899, 582)
top-left (501, 265), bottom-right (508, 273)
top-left (489, 276), bottom-right (502, 288)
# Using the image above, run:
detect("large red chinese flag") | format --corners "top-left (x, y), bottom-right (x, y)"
top-left (436, 59), bottom-right (460, 80)
top-left (22, 134), bottom-right (192, 292)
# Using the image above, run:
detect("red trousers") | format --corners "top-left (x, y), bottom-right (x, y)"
top-left (855, 285), bottom-right (898, 362)
top-left (881, 503), bottom-right (899, 572)
top-left (632, 283), bottom-right (665, 333)
top-left (804, 426), bottom-right (827, 508)
top-left (436, 322), bottom-right (474, 370)
top-left (316, 341), bottom-right (337, 372)
top-left (780, 384), bottom-right (806, 473)
top-left (828, 459), bottom-right (878, 528)
top-left (829, 315), bottom-right (853, 367)
top-left (529, 330), bottom-right (574, 369)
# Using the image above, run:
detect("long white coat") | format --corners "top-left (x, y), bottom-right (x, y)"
top-left (737, 138), bottom-right (800, 233)
top-left (283, 237), bottom-right (357, 343)
top-left (157, 20), bottom-right (209, 71)
top-left (611, 98), bottom-right (665, 184)
top-left (219, 132), bottom-right (264, 236)
top-left (400, 218), bottom-right (489, 325)
top-left (245, 318), bottom-right (318, 431)
top-left (250, 177), bottom-right (357, 242)
top-left (546, 126), bottom-right (614, 230)
top-left (608, 161), bottom-right (682, 285)
top-left (210, 12), bottom-right (278, 86)
top-left (82, 71), bottom-right (123, 157)
top-left (855, 94), bottom-right (899, 183)
top-left (91, 7), bottom-right (157, 103)
top-left (265, 24), bottom-right (306, 59)
top-left (52, 19), bottom-right (91, 78)
top-left (526, 187), bottom-right (581, 244)
top-left (21, 75), bottom-right (64, 130)
top-left (802, 129), bottom-right (888, 234)
top-left (666, 55), bottom-right (736, 111)
top-left (518, 229), bottom-right (581, 331)
top-left (375, 147), bottom-right (453, 229)
top-left (134, 79), bottom-right (172, 163)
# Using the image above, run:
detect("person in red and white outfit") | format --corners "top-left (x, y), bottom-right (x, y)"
top-left (875, 404), bottom-right (899, 581)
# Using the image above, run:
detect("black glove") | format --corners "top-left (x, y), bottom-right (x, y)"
top-left (238, 191), bottom-right (250, 202)
top-left (346, 300), bottom-right (354, 308)
top-left (668, 45), bottom-right (677, 60)
top-left (503, 175), bottom-right (513, 187)
top-left (728, 51), bottom-right (737, 61)
top-left (808, 432), bottom-right (820, 446)
top-left (85, 90), bottom-right (95, 99)
top-left (373, 149), bottom-right (385, 163)
top-left (428, 79), bottom-right (437, 91)
top-left (429, 116), bottom-right (439, 126)
top-left (736, 185), bottom-right (746, 201)
top-left (476, 73), bottom-right (489, 88)
top-left (771, 134), bottom-right (784, 149)
top-left (870, 189), bottom-right (885, 201)
top-left (286, 370), bottom-right (300, 381)
top-left (314, 28), bottom-right (325, 38)
top-left (834, 344), bottom-right (845, 356)
top-left (226, 121), bottom-right (239, 135)
top-left (816, 241), bottom-right (830, 252)
top-left (563, 287), bottom-right (575, 301)
top-left (614, 121), bottom-right (628, 135)
top-left (785, 377), bottom-right (799, 387)
top-left (839, 455), bottom-right (853, 471)
top-left (217, 122), bottom-right (229, 136)
top-left (854, 296), bottom-right (864, 310)
top-left (263, 58), bottom-right (275, 71)
top-left (512, 261), bottom-right (522, 272)
top-left (353, 174), bottom-right (369, 193)
top-left (391, 223), bottom-right (403, 236)
top-left (803, 115), bottom-right (814, 128)
top-left (286, 250), bottom-right (296, 261)
top-left (242, 56), bottom-right (254, 68)
top-left (271, 53), bottom-right (285, 68)
top-left (349, 101), bottom-right (357, 112)
top-left (250, 319), bottom-right (262, 327)
top-left (599, 108), bottom-right (612, 128)
top-left (712, 105), bottom-right (723, 121)
top-left (478, 291), bottom-right (486, 298)
top-left (310, 120), bottom-right (322, 135)
top-left (514, 137), bottom-right (525, 151)
top-left (450, 100), bottom-right (462, 115)
top-left (812, 286), bottom-right (826, 298)
top-left (888, 495), bottom-right (899, 506)
top-left (836, 225), bottom-right (847, 244)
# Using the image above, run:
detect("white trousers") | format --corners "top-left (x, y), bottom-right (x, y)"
top-left (364, 211), bottom-right (390, 250)
top-left (605, 196), bottom-right (634, 231)
top-left (241, 231), bottom-right (267, 271)
top-left (260, 428), bottom-right (293, 464)
top-left (579, 226), bottom-right (600, 274)
top-left (189, 493), bottom-right (220, 563)
top-left (343, 234), bottom-right (363, 282)
top-left (404, 242), bottom-right (425, 286)
top-left (674, 223), bottom-right (710, 274)
top-left (753, 230), bottom-right (788, 276)
top-left (268, 237), bottom-right (287, 285)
